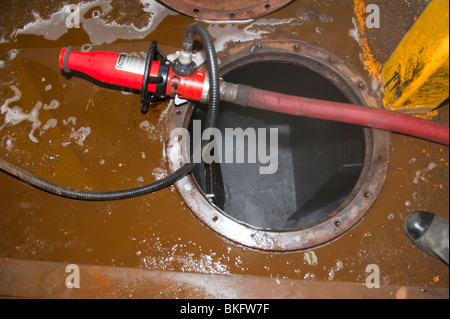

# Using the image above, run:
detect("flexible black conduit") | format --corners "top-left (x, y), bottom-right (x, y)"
top-left (182, 23), bottom-right (220, 131)
top-left (0, 23), bottom-right (220, 201)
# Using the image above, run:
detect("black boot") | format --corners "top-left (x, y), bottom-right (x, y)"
top-left (404, 211), bottom-right (449, 265)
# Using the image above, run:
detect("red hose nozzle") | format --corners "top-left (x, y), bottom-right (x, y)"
top-left (58, 47), bottom-right (208, 104)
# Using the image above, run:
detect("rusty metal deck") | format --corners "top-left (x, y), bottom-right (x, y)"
top-left (0, 0), bottom-right (448, 299)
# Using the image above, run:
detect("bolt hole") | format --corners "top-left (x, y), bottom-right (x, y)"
top-left (229, 13), bottom-right (235, 19)
top-left (176, 109), bottom-right (182, 115)
top-left (212, 216), bottom-right (219, 222)
top-left (265, 4), bottom-right (271, 10)
top-left (193, 8), bottom-right (199, 15)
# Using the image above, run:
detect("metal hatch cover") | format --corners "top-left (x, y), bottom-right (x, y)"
top-left (159, 0), bottom-right (294, 20)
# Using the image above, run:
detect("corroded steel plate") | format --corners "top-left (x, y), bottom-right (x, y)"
top-left (160, 0), bottom-right (294, 20)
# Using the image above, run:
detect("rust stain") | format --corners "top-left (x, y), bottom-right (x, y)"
top-left (395, 286), bottom-right (408, 299)
top-left (412, 109), bottom-right (440, 120)
top-left (353, 0), bottom-right (383, 85)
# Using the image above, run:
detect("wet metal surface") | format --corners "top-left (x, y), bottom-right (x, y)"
top-left (0, 0), bottom-right (448, 297)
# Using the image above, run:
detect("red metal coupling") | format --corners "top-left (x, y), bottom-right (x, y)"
top-left (166, 67), bottom-right (208, 103)
top-left (58, 47), bottom-right (208, 103)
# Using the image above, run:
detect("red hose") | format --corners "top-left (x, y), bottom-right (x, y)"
top-left (246, 87), bottom-right (449, 146)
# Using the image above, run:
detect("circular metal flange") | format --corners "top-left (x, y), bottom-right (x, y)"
top-left (165, 40), bottom-right (391, 252)
top-left (160, 0), bottom-right (293, 21)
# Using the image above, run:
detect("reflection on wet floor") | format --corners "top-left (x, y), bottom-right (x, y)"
top-left (0, 0), bottom-right (448, 289)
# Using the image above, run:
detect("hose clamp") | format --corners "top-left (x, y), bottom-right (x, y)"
top-left (63, 46), bottom-right (74, 73)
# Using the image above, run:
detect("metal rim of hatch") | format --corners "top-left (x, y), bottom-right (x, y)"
top-left (165, 39), bottom-right (391, 252)
top-left (159, 0), bottom-right (294, 21)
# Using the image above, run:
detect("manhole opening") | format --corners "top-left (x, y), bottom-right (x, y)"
top-left (188, 61), bottom-right (366, 231)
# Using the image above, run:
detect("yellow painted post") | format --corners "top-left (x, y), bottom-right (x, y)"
top-left (381, 0), bottom-right (449, 113)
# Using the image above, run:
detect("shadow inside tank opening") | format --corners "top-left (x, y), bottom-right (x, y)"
top-left (188, 61), bottom-right (366, 230)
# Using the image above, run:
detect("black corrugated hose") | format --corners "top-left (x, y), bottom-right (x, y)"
top-left (0, 23), bottom-right (220, 201)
